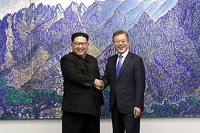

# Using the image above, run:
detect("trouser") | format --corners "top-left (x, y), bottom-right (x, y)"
top-left (62, 111), bottom-right (100, 133)
top-left (111, 101), bottom-right (140, 133)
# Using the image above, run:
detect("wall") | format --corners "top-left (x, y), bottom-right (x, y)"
top-left (0, 118), bottom-right (200, 133)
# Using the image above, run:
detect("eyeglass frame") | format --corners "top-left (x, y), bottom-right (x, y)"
top-left (72, 41), bottom-right (89, 47)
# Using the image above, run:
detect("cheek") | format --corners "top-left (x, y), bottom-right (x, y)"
top-left (84, 46), bottom-right (89, 51)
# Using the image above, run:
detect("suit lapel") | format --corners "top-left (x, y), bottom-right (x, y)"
top-left (116, 52), bottom-right (132, 80)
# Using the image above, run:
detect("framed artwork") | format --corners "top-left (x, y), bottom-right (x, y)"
top-left (0, 0), bottom-right (199, 119)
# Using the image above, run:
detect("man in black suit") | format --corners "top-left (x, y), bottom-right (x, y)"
top-left (100, 30), bottom-right (145, 133)
top-left (60, 32), bottom-right (104, 133)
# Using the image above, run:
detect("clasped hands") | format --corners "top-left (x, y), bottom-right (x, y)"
top-left (94, 79), bottom-right (104, 90)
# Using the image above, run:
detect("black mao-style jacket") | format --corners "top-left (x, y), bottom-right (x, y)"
top-left (60, 52), bottom-right (104, 116)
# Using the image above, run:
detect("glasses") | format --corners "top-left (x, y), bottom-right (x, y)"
top-left (114, 40), bottom-right (127, 44)
top-left (72, 42), bottom-right (88, 47)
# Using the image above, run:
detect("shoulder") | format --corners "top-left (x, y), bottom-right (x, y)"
top-left (108, 54), bottom-right (118, 60)
top-left (128, 52), bottom-right (142, 59)
top-left (86, 54), bottom-right (96, 59)
top-left (86, 54), bottom-right (97, 61)
top-left (60, 52), bottom-right (75, 61)
top-left (128, 52), bottom-right (144, 65)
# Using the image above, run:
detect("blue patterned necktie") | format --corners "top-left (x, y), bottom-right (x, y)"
top-left (116, 55), bottom-right (123, 77)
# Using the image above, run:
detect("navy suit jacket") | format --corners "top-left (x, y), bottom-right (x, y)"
top-left (102, 51), bottom-right (145, 113)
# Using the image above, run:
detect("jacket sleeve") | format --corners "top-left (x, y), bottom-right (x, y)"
top-left (134, 57), bottom-right (146, 110)
top-left (101, 58), bottom-right (111, 90)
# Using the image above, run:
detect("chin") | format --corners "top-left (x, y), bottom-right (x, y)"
top-left (118, 51), bottom-right (125, 54)
top-left (77, 54), bottom-right (83, 57)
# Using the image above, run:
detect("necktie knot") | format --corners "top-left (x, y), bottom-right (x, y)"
top-left (119, 55), bottom-right (123, 59)
top-left (116, 55), bottom-right (123, 77)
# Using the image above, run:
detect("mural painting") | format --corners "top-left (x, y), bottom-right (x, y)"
top-left (0, 0), bottom-right (199, 119)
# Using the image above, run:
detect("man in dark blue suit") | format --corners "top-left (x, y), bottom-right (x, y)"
top-left (101, 30), bottom-right (146, 133)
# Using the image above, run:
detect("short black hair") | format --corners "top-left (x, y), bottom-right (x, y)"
top-left (71, 32), bottom-right (89, 42)
top-left (112, 30), bottom-right (129, 42)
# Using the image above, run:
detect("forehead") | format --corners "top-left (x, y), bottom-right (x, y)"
top-left (114, 33), bottom-right (127, 40)
top-left (74, 36), bottom-right (87, 41)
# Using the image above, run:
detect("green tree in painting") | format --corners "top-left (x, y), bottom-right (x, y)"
top-left (0, 69), bottom-right (32, 119)
top-left (0, 70), bottom-right (7, 119)
top-left (142, 99), bottom-right (179, 117)
top-left (29, 89), bottom-right (62, 119)
top-left (0, 70), bottom-right (6, 106)
top-left (2, 87), bottom-right (32, 119)
top-left (1, 67), bottom-right (62, 119)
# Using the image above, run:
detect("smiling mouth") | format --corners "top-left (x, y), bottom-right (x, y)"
top-left (118, 46), bottom-right (124, 49)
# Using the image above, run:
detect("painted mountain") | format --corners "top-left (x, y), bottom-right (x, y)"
top-left (0, 0), bottom-right (199, 119)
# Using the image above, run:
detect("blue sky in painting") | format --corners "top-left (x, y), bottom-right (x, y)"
top-left (0, 0), bottom-right (106, 19)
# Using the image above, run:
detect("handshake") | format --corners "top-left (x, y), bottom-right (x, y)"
top-left (94, 79), bottom-right (104, 90)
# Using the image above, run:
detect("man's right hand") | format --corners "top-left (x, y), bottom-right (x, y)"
top-left (94, 79), bottom-right (104, 90)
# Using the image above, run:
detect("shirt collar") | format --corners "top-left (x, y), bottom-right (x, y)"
top-left (118, 49), bottom-right (129, 58)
